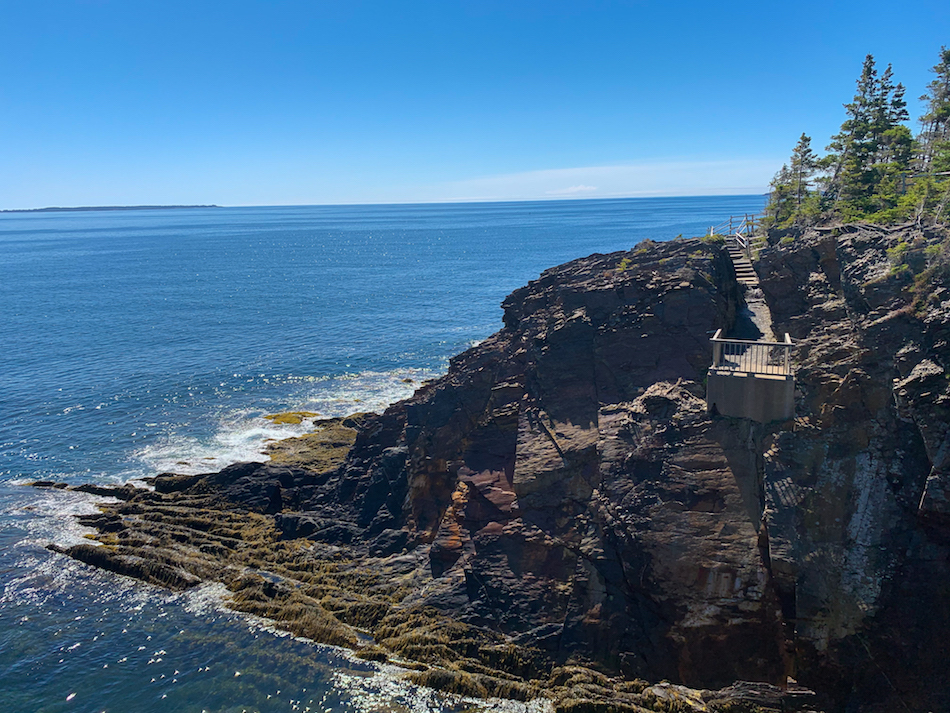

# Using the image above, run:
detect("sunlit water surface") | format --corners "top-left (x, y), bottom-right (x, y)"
top-left (0, 197), bottom-right (764, 711)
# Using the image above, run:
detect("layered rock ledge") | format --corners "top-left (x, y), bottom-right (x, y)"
top-left (38, 227), bottom-right (950, 712)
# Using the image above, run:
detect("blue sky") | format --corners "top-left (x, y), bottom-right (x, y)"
top-left (1, 0), bottom-right (948, 208)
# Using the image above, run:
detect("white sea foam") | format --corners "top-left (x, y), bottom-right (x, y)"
top-left (133, 415), bottom-right (285, 476)
top-left (330, 665), bottom-right (554, 712)
top-left (5, 488), bottom-right (107, 548)
top-left (133, 368), bottom-right (439, 476)
top-left (284, 367), bottom-right (439, 415)
top-left (217, 603), bottom-right (554, 713)
top-left (180, 582), bottom-right (233, 617)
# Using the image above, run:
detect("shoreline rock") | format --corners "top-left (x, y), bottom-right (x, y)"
top-left (34, 227), bottom-right (950, 712)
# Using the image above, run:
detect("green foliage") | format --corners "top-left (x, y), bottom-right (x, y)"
top-left (764, 163), bottom-right (795, 227)
top-left (765, 134), bottom-right (824, 227)
top-left (917, 46), bottom-right (950, 173)
top-left (825, 56), bottom-right (916, 219)
top-left (617, 257), bottom-right (632, 271)
top-left (911, 234), bottom-right (950, 297)
top-left (790, 133), bottom-right (819, 207)
top-left (886, 240), bottom-right (912, 261)
top-left (885, 235), bottom-right (944, 279)
top-left (769, 48), bottom-right (950, 226)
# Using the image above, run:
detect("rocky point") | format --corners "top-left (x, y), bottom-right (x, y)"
top-left (38, 224), bottom-right (950, 712)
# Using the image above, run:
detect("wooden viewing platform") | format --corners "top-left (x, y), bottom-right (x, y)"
top-left (704, 212), bottom-right (796, 423)
top-left (706, 330), bottom-right (795, 423)
top-left (710, 329), bottom-right (793, 376)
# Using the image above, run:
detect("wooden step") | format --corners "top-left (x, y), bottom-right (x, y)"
top-left (725, 242), bottom-right (760, 286)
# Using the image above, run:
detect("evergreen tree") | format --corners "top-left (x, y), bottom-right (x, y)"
top-left (764, 135), bottom-right (820, 227)
top-left (764, 164), bottom-right (795, 226)
top-left (890, 80), bottom-right (910, 125)
top-left (918, 46), bottom-right (950, 172)
top-left (875, 65), bottom-right (913, 171)
top-left (826, 54), bottom-right (879, 214)
top-left (769, 47), bottom-right (950, 227)
top-left (789, 133), bottom-right (818, 208)
top-left (826, 55), bottom-right (913, 218)
top-left (907, 47), bottom-right (950, 223)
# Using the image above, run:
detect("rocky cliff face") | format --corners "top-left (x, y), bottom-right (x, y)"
top-left (755, 223), bottom-right (950, 712)
top-left (322, 238), bottom-right (792, 689)
top-left (48, 226), bottom-right (950, 712)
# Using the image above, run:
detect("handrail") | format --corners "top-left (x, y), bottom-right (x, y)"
top-left (711, 331), bottom-right (792, 348)
top-left (733, 231), bottom-right (749, 254)
top-left (710, 213), bottom-right (758, 237)
top-left (709, 213), bottom-right (761, 261)
top-left (710, 329), bottom-right (793, 377)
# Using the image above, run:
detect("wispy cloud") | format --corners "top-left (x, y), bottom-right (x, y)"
top-left (423, 159), bottom-right (778, 203)
top-left (546, 184), bottom-right (598, 196)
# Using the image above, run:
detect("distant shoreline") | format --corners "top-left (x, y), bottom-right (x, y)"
top-left (0, 205), bottom-right (220, 214)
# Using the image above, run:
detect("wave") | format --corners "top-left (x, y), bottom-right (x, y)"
top-left (133, 368), bottom-right (439, 476)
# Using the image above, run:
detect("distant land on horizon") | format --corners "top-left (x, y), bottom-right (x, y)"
top-left (0, 195), bottom-right (771, 214)
top-left (0, 205), bottom-right (220, 213)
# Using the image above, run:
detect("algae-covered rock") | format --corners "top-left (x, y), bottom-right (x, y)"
top-left (264, 411), bottom-right (320, 425)
top-left (50, 229), bottom-right (950, 709)
top-left (264, 416), bottom-right (361, 471)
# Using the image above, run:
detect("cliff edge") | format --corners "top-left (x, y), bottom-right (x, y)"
top-left (44, 227), bottom-right (950, 712)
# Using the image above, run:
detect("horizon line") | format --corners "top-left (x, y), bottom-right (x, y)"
top-left (1, 191), bottom-right (770, 214)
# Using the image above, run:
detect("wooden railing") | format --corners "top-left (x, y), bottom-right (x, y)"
top-left (710, 329), bottom-right (793, 377)
top-left (710, 213), bottom-right (758, 238)
top-left (709, 214), bottom-right (761, 260)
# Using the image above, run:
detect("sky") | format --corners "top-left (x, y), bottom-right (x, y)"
top-left (1, 0), bottom-right (948, 208)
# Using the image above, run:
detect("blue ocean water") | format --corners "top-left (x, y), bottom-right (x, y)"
top-left (0, 196), bottom-right (764, 712)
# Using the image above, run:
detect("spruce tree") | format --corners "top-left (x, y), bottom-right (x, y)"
top-left (918, 46), bottom-right (950, 172)
top-left (910, 47), bottom-right (950, 222)
top-left (826, 55), bottom-right (913, 218)
top-left (770, 47), bottom-right (950, 226)
top-left (826, 54), bottom-right (879, 215)
top-left (765, 164), bottom-right (795, 226)
top-left (789, 133), bottom-right (818, 209)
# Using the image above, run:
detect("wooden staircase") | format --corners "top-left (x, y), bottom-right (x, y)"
top-left (727, 240), bottom-right (760, 287)
top-left (709, 214), bottom-right (766, 288)
top-left (705, 213), bottom-right (796, 423)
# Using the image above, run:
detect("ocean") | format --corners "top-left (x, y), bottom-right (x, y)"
top-left (0, 196), bottom-right (765, 712)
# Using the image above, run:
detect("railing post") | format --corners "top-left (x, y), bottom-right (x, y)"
top-left (711, 329), bottom-right (722, 368)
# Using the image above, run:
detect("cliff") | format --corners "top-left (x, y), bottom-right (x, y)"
top-left (41, 225), bottom-right (950, 712)
top-left (755, 222), bottom-right (950, 710)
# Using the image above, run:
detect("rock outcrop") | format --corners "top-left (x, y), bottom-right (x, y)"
top-left (300, 239), bottom-right (791, 688)
top-left (43, 226), bottom-right (950, 712)
top-left (755, 222), bottom-right (950, 712)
